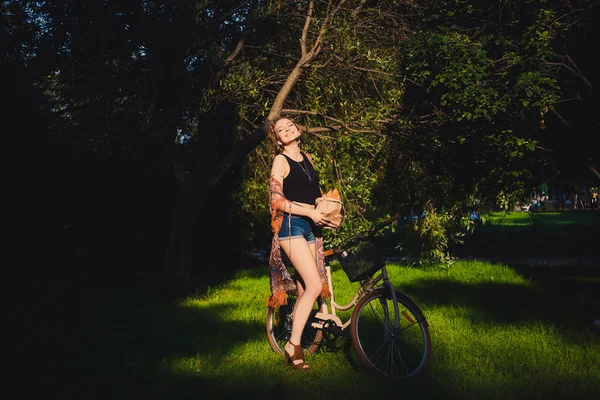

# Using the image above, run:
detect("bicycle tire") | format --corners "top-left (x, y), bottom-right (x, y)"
top-left (266, 293), bottom-right (323, 355)
top-left (350, 288), bottom-right (431, 379)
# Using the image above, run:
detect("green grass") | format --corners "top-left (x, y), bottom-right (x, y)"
top-left (484, 210), bottom-right (600, 227)
top-left (78, 257), bottom-right (600, 400)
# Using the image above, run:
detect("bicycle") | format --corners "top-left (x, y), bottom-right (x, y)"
top-left (266, 214), bottom-right (432, 379)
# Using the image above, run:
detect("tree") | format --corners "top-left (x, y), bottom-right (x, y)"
top-left (14, 0), bottom-right (597, 297)
top-left (377, 0), bottom-right (598, 215)
top-left (226, 1), bottom-right (425, 252)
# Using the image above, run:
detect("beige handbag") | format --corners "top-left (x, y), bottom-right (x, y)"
top-left (315, 188), bottom-right (343, 228)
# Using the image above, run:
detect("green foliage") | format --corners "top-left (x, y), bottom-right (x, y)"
top-left (401, 25), bottom-right (561, 124)
top-left (25, 0), bottom-right (598, 270)
top-left (232, 4), bottom-right (413, 249)
top-left (397, 202), bottom-right (456, 266)
top-left (383, 0), bottom-right (595, 220)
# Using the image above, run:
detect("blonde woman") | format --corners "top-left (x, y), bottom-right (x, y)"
top-left (266, 117), bottom-right (338, 370)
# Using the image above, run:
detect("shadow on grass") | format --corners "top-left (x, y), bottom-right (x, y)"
top-left (78, 277), bottom-right (274, 398)
top-left (77, 254), bottom-right (600, 399)
top-left (452, 213), bottom-right (600, 258)
top-left (399, 261), bottom-right (600, 335)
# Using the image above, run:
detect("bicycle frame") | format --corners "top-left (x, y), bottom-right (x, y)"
top-left (310, 261), bottom-right (387, 332)
top-left (309, 214), bottom-right (405, 332)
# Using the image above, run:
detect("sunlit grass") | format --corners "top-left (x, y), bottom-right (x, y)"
top-left (485, 211), bottom-right (535, 226)
top-left (78, 259), bottom-right (600, 400)
top-left (484, 211), bottom-right (600, 226)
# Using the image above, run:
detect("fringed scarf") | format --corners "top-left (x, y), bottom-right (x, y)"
top-left (267, 176), bottom-right (330, 308)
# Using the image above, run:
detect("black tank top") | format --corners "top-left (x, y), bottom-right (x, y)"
top-left (282, 152), bottom-right (321, 204)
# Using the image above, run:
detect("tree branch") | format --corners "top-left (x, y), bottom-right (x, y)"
top-left (590, 165), bottom-right (600, 180)
top-left (300, 0), bottom-right (314, 57)
top-left (282, 109), bottom-right (379, 133)
top-left (550, 108), bottom-right (572, 129)
top-left (543, 55), bottom-right (592, 88)
top-left (351, 0), bottom-right (368, 19)
top-left (269, 1), bottom-right (346, 119)
top-left (209, 31), bottom-right (248, 89)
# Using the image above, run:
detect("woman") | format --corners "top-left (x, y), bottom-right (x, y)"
top-left (267, 116), bottom-right (338, 370)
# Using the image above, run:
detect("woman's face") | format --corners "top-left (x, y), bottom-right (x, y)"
top-left (274, 118), bottom-right (300, 144)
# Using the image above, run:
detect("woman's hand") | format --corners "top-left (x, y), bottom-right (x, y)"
top-left (325, 218), bottom-right (341, 229)
top-left (311, 210), bottom-right (338, 228)
top-left (311, 209), bottom-right (328, 227)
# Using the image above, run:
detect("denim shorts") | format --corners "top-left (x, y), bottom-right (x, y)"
top-left (278, 215), bottom-right (321, 243)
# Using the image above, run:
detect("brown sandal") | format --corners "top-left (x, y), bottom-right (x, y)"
top-left (285, 341), bottom-right (309, 370)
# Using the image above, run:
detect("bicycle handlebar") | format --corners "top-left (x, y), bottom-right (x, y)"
top-left (368, 213), bottom-right (401, 236)
top-left (324, 213), bottom-right (402, 258)
top-left (376, 213), bottom-right (401, 229)
top-left (348, 213), bottom-right (402, 242)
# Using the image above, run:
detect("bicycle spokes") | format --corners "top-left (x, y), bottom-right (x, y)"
top-left (351, 289), bottom-right (431, 379)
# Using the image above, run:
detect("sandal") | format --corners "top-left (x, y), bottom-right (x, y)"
top-left (285, 341), bottom-right (309, 370)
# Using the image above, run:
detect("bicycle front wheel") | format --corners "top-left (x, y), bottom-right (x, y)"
top-left (351, 288), bottom-right (431, 379)
top-left (266, 293), bottom-right (323, 355)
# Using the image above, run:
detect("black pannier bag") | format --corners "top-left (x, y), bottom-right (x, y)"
top-left (334, 236), bottom-right (385, 282)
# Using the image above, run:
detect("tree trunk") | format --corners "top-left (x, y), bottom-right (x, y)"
top-left (158, 0), bottom-right (331, 301)
top-left (160, 124), bottom-right (269, 301)
top-left (162, 179), bottom-right (197, 300)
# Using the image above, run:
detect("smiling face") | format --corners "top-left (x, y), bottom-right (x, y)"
top-left (273, 118), bottom-right (301, 145)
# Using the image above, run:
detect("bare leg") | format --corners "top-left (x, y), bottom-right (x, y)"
top-left (279, 237), bottom-right (320, 368)
top-left (292, 280), bottom-right (304, 321)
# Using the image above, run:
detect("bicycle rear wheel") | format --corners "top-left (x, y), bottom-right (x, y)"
top-left (266, 293), bottom-right (323, 355)
top-left (351, 288), bottom-right (431, 379)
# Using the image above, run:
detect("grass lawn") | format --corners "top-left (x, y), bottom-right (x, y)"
top-left (452, 210), bottom-right (600, 258)
top-left (77, 263), bottom-right (599, 400)
top-left (484, 209), bottom-right (600, 227)
top-left (76, 211), bottom-right (600, 399)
